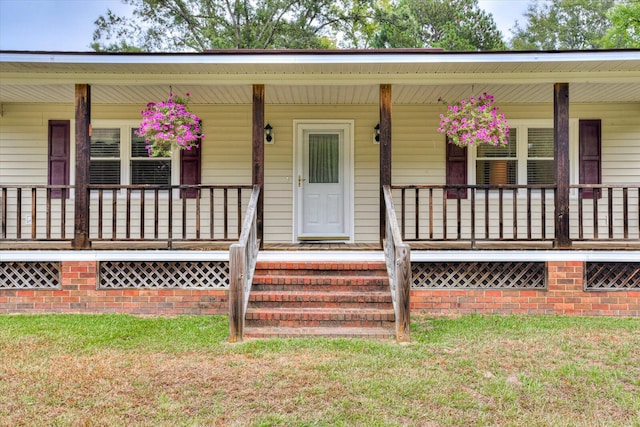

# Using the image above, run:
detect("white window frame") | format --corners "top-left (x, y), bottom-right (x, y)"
top-left (468, 119), bottom-right (579, 195)
top-left (91, 120), bottom-right (179, 187)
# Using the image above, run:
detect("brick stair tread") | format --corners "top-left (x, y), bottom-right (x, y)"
top-left (244, 326), bottom-right (395, 339)
top-left (247, 307), bottom-right (394, 314)
top-left (249, 290), bottom-right (392, 301)
top-left (253, 275), bottom-right (387, 283)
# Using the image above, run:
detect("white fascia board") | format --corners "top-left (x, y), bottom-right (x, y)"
top-left (411, 250), bottom-right (640, 263)
top-left (0, 250), bottom-right (229, 262)
top-left (1, 50), bottom-right (639, 66)
top-left (2, 250), bottom-right (639, 263)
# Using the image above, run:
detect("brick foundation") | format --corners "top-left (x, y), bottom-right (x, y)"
top-left (411, 261), bottom-right (640, 317)
top-left (1, 260), bottom-right (638, 317)
top-left (1, 261), bottom-right (227, 315)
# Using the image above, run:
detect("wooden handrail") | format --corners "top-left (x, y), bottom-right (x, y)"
top-left (382, 185), bottom-right (411, 343)
top-left (229, 185), bottom-right (261, 343)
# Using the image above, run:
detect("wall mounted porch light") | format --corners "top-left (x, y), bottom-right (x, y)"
top-left (264, 123), bottom-right (274, 144)
top-left (373, 123), bottom-right (380, 144)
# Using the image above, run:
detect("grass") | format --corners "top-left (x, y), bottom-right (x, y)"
top-left (1, 314), bottom-right (638, 426)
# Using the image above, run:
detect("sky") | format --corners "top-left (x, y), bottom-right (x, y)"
top-left (0, 0), bottom-right (531, 51)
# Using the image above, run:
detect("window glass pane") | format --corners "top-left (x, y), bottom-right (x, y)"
top-left (476, 129), bottom-right (517, 158)
top-left (528, 128), bottom-right (554, 158)
top-left (131, 130), bottom-right (151, 158)
top-left (91, 128), bottom-right (120, 158)
top-left (308, 133), bottom-right (339, 184)
top-left (131, 160), bottom-right (171, 185)
top-left (90, 160), bottom-right (120, 184)
top-left (476, 160), bottom-right (517, 185)
top-left (527, 160), bottom-right (555, 184)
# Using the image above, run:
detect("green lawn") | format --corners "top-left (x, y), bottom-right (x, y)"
top-left (1, 314), bottom-right (638, 426)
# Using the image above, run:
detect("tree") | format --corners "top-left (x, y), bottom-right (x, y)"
top-left (371, 0), bottom-right (506, 51)
top-left (600, 1), bottom-right (640, 48)
top-left (92, 0), bottom-right (375, 52)
top-left (510, 0), bottom-right (615, 50)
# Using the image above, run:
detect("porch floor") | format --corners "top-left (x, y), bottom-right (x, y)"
top-left (2, 240), bottom-right (639, 251)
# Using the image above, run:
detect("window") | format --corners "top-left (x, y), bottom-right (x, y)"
top-left (89, 123), bottom-right (174, 186)
top-left (472, 123), bottom-right (555, 186)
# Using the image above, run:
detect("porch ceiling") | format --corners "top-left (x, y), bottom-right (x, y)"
top-left (1, 50), bottom-right (639, 105)
top-left (1, 82), bottom-right (639, 105)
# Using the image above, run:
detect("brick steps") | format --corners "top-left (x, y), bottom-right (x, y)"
top-left (249, 291), bottom-right (392, 308)
top-left (244, 326), bottom-right (396, 339)
top-left (245, 261), bottom-right (395, 339)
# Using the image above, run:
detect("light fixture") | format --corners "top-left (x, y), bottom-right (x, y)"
top-left (373, 123), bottom-right (380, 144)
top-left (264, 123), bottom-right (274, 144)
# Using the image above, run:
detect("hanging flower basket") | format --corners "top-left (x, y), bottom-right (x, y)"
top-left (437, 92), bottom-right (509, 148)
top-left (135, 92), bottom-right (204, 157)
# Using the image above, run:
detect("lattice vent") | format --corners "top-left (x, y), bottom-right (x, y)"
top-left (99, 261), bottom-right (229, 289)
top-left (585, 262), bottom-right (640, 290)
top-left (0, 262), bottom-right (61, 289)
top-left (412, 262), bottom-right (546, 289)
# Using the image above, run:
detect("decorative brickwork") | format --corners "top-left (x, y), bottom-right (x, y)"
top-left (411, 261), bottom-right (639, 317)
top-left (412, 262), bottom-right (545, 289)
top-left (0, 262), bottom-right (61, 289)
top-left (0, 260), bottom-right (227, 314)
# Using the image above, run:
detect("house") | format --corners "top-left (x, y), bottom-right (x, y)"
top-left (1, 49), bottom-right (639, 341)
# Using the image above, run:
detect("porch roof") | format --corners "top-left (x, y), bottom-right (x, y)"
top-left (1, 49), bottom-right (640, 105)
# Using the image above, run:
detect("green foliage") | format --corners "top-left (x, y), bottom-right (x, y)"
top-left (371, 0), bottom-right (506, 51)
top-left (510, 0), bottom-right (616, 50)
top-left (600, 1), bottom-right (640, 48)
top-left (92, 0), bottom-right (377, 51)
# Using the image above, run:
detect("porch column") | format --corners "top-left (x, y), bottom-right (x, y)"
top-left (252, 84), bottom-right (264, 248)
top-left (72, 84), bottom-right (91, 249)
top-left (379, 84), bottom-right (392, 244)
top-left (554, 83), bottom-right (571, 248)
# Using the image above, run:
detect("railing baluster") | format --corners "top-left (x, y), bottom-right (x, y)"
top-left (140, 188), bottom-right (145, 239)
top-left (210, 187), bottom-right (214, 239)
top-left (623, 187), bottom-right (628, 239)
top-left (578, 188), bottom-right (584, 240)
top-left (182, 187), bottom-right (187, 239)
top-left (593, 188), bottom-right (599, 239)
top-left (61, 188), bottom-right (67, 239)
top-left (400, 187), bottom-right (406, 240)
top-left (470, 187), bottom-right (476, 248)
top-left (541, 188), bottom-right (546, 240)
top-left (126, 188), bottom-right (132, 239)
top-left (46, 188), bottom-right (51, 239)
top-left (608, 187), bottom-right (613, 239)
top-left (154, 188), bottom-right (159, 239)
top-left (237, 187), bottom-right (242, 239)
top-left (429, 188), bottom-right (434, 240)
top-left (224, 188), bottom-right (228, 240)
top-left (484, 188), bottom-right (489, 240)
top-left (111, 188), bottom-right (117, 240)
top-left (456, 188), bottom-right (461, 240)
top-left (527, 188), bottom-right (532, 240)
top-left (168, 187), bottom-right (173, 246)
top-left (98, 189), bottom-right (103, 240)
top-left (195, 188), bottom-right (201, 240)
top-left (1, 188), bottom-right (6, 239)
top-left (30, 188), bottom-right (37, 239)
top-left (442, 189), bottom-right (447, 240)
top-left (499, 187), bottom-right (503, 240)
top-left (16, 188), bottom-right (22, 239)
top-left (513, 188), bottom-right (518, 239)
top-left (415, 188), bottom-right (419, 240)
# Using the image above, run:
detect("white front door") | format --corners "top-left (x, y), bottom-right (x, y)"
top-left (295, 121), bottom-right (353, 242)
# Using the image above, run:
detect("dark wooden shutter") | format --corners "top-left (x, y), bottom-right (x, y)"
top-left (48, 120), bottom-right (70, 198)
top-left (579, 120), bottom-right (601, 199)
top-left (180, 143), bottom-right (201, 198)
top-left (445, 140), bottom-right (467, 199)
